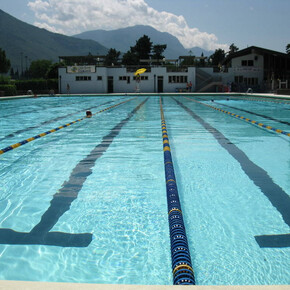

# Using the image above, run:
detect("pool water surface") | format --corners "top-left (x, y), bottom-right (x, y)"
top-left (0, 95), bottom-right (289, 285)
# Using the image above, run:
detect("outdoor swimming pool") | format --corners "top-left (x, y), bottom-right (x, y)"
top-left (0, 95), bottom-right (289, 285)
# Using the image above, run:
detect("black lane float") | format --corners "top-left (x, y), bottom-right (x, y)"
top-left (159, 97), bottom-right (195, 285)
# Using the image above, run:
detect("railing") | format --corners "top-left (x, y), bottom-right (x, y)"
top-left (196, 68), bottom-right (223, 92)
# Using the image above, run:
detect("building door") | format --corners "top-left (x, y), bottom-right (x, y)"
top-left (107, 76), bottom-right (114, 93)
top-left (158, 76), bottom-right (163, 93)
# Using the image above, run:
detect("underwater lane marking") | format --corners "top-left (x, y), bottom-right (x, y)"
top-left (0, 98), bottom-right (148, 247)
top-left (160, 97), bottom-right (195, 285)
top-left (254, 234), bottom-right (290, 248)
top-left (184, 97), bottom-right (290, 138)
top-left (174, 97), bottom-right (290, 248)
top-left (0, 98), bottom-right (136, 155)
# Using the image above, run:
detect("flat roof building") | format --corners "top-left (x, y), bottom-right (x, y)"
top-left (58, 46), bottom-right (290, 94)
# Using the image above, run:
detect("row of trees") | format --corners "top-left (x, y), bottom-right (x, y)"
top-left (0, 48), bottom-right (59, 79)
top-left (1, 41), bottom-right (290, 78)
top-left (103, 37), bottom-right (240, 67)
top-left (0, 48), bottom-right (59, 95)
top-left (286, 44), bottom-right (290, 54)
top-left (104, 35), bottom-right (167, 66)
top-left (0, 48), bottom-right (11, 74)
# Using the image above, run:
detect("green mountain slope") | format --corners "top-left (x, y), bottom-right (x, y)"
top-left (0, 9), bottom-right (108, 70)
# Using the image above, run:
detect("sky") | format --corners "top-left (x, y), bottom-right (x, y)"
top-left (1, 0), bottom-right (289, 53)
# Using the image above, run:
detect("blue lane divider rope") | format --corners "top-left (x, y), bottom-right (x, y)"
top-left (230, 95), bottom-right (290, 105)
top-left (160, 97), bottom-right (195, 285)
top-left (185, 97), bottom-right (290, 137)
top-left (0, 97), bottom-right (136, 155)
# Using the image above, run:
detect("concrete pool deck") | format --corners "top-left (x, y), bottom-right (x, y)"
top-left (0, 281), bottom-right (289, 290)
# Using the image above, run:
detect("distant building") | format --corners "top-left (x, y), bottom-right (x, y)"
top-left (223, 46), bottom-right (290, 92)
top-left (58, 46), bottom-right (290, 94)
top-left (58, 64), bottom-right (195, 94)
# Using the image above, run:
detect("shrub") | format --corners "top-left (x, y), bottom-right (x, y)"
top-left (15, 79), bottom-right (58, 92)
top-left (0, 84), bottom-right (17, 96)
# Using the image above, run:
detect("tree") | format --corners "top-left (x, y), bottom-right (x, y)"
top-left (228, 43), bottom-right (239, 55)
top-left (10, 67), bottom-right (15, 78)
top-left (122, 35), bottom-right (152, 65)
top-left (0, 48), bottom-right (11, 74)
top-left (286, 44), bottom-right (290, 54)
top-left (198, 52), bottom-right (206, 67)
top-left (122, 50), bottom-right (138, 65)
top-left (134, 35), bottom-right (152, 62)
top-left (180, 56), bottom-right (195, 66)
top-left (121, 35), bottom-right (166, 65)
top-left (209, 49), bottom-right (226, 66)
top-left (46, 62), bottom-right (62, 79)
top-left (152, 44), bottom-right (167, 63)
top-left (104, 48), bottom-right (121, 66)
top-left (29, 59), bottom-right (52, 79)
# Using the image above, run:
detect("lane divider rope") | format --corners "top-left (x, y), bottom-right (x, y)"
top-left (0, 97), bottom-right (136, 155)
top-left (184, 97), bottom-right (290, 137)
top-left (160, 97), bottom-right (195, 285)
top-left (229, 95), bottom-right (290, 105)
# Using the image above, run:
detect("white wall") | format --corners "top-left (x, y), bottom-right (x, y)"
top-left (59, 67), bottom-right (107, 94)
top-left (197, 52), bottom-right (264, 86)
top-left (230, 53), bottom-right (264, 83)
top-left (59, 66), bottom-right (196, 94)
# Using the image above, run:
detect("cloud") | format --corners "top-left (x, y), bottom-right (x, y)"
top-left (28, 0), bottom-right (228, 51)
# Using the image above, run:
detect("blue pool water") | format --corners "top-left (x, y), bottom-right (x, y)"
top-left (0, 95), bottom-right (289, 285)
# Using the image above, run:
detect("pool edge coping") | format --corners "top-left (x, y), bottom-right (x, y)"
top-left (1, 93), bottom-right (290, 101)
top-left (0, 281), bottom-right (289, 290)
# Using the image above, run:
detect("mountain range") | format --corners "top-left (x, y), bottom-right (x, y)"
top-left (74, 25), bottom-right (213, 59)
top-left (0, 9), bottom-right (213, 71)
top-left (0, 9), bottom-right (107, 70)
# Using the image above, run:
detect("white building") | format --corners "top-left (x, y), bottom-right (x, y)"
top-left (58, 46), bottom-right (290, 94)
top-left (59, 65), bottom-right (195, 94)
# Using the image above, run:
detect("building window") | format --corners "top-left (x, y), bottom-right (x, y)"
top-left (244, 77), bottom-right (258, 85)
top-left (169, 75), bottom-right (188, 83)
top-left (234, 76), bottom-right (244, 83)
top-left (241, 60), bottom-right (254, 66)
top-left (76, 76), bottom-right (91, 81)
top-left (248, 60), bottom-right (254, 66)
top-left (133, 76), bottom-right (148, 81)
top-left (97, 76), bottom-right (102, 81)
top-left (119, 76), bottom-right (131, 83)
top-left (241, 60), bottom-right (247, 66)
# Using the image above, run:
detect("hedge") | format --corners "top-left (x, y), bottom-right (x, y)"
top-left (0, 84), bottom-right (17, 96)
top-left (15, 79), bottom-right (58, 92)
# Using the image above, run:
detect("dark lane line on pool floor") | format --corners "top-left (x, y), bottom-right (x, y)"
top-left (0, 98), bottom-right (148, 247)
top-left (214, 102), bottom-right (290, 126)
top-left (173, 97), bottom-right (290, 248)
top-left (0, 99), bottom-right (119, 142)
top-left (1, 98), bottom-right (92, 119)
top-left (0, 98), bottom-right (135, 155)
